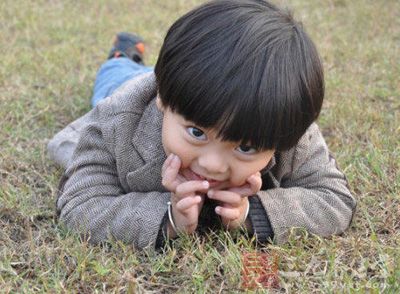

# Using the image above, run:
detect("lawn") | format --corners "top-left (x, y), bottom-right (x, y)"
top-left (1, 0), bottom-right (399, 292)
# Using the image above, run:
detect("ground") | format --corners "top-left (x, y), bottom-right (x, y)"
top-left (0, 0), bottom-right (399, 292)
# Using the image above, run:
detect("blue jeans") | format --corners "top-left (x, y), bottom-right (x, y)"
top-left (91, 57), bottom-right (153, 107)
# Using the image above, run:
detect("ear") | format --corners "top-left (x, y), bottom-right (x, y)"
top-left (156, 95), bottom-right (165, 112)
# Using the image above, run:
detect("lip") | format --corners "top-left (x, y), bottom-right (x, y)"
top-left (183, 169), bottom-right (224, 188)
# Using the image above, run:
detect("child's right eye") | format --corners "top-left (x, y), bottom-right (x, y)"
top-left (187, 127), bottom-right (207, 141)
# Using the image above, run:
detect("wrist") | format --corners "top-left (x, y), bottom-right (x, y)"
top-left (222, 199), bottom-right (250, 231)
top-left (167, 201), bottom-right (197, 236)
top-left (166, 220), bottom-right (178, 238)
top-left (167, 201), bottom-right (180, 238)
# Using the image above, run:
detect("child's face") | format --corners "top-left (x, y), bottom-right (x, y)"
top-left (158, 102), bottom-right (275, 190)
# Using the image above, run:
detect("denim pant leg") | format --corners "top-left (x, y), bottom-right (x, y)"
top-left (91, 58), bottom-right (153, 107)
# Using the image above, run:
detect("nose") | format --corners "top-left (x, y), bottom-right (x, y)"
top-left (198, 151), bottom-right (229, 175)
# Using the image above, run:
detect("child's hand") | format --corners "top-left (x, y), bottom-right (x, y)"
top-left (161, 154), bottom-right (209, 237)
top-left (207, 172), bottom-right (262, 230)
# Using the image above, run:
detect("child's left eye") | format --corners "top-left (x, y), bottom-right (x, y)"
top-left (236, 145), bottom-right (257, 154)
top-left (187, 127), bottom-right (207, 140)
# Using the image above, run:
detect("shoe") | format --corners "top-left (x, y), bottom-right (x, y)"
top-left (108, 32), bottom-right (145, 64)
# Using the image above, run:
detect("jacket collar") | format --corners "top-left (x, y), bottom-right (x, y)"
top-left (128, 83), bottom-right (167, 192)
top-left (125, 72), bottom-right (166, 164)
top-left (131, 98), bottom-right (167, 164)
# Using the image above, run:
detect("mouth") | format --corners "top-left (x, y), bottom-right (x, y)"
top-left (182, 169), bottom-right (225, 188)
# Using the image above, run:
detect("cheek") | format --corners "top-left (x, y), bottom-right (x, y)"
top-left (230, 166), bottom-right (257, 186)
top-left (162, 129), bottom-right (195, 169)
top-left (161, 128), bottom-right (172, 156)
top-left (176, 148), bottom-right (195, 169)
top-left (230, 157), bottom-right (272, 186)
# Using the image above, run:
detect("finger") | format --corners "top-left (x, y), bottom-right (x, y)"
top-left (227, 173), bottom-right (262, 196)
top-left (227, 184), bottom-right (253, 198)
top-left (162, 155), bottom-right (181, 190)
top-left (176, 195), bottom-right (202, 211)
top-left (207, 190), bottom-right (241, 206)
top-left (246, 172), bottom-right (262, 193)
top-left (175, 180), bottom-right (209, 198)
top-left (161, 153), bottom-right (175, 175)
top-left (161, 154), bottom-right (179, 180)
top-left (215, 205), bottom-right (240, 221)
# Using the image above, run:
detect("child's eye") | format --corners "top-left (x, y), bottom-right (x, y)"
top-left (187, 127), bottom-right (207, 140)
top-left (236, 145), bottom-right (258, 154)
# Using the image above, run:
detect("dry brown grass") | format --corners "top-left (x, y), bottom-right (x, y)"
top-left (1, 0), bottom-right (399, 292)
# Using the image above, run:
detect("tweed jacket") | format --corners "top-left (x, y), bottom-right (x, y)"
top-left (48, 72), bottom-right (356, 250)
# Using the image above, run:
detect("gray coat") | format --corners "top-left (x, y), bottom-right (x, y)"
top-left (48, 72), bottom-right (356, 250)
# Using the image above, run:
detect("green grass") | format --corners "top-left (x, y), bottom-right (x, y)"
top-left (1, 0), bottom-right (399, 292)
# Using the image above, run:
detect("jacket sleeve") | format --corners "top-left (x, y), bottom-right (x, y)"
top-left (56, 104), bottom-right (170, 250)
top-left (255, 123), bottom-right (356, 244)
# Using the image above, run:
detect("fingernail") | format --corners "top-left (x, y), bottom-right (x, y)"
top-left (207, 189), bottom-right (213, 197)
top-left (215, 206), bottom-right (221, 214)
top-left (203, 181), bottom-right (209, 188)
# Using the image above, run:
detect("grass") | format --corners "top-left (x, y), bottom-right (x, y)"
top-left (1, 0), bottom-right (399, 292)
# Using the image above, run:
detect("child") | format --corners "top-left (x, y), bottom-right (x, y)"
top-left (48, 0), bottom-right (356, 250)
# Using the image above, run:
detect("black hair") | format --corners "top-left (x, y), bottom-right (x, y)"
top-left (155, 0), bottom-right (324, 151)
